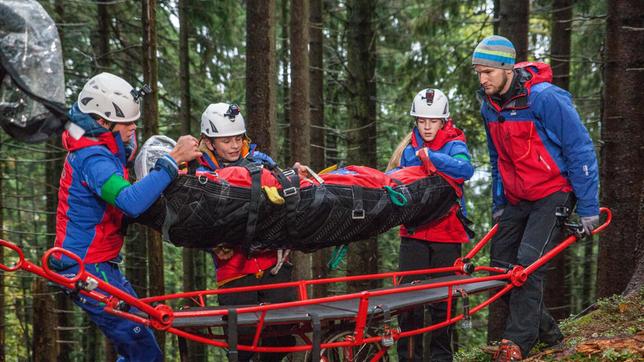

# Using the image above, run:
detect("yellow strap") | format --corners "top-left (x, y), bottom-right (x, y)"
top-left (318, 164), bottom-right (338, 175)
top-left (262, 186), bottom-right (285, 205)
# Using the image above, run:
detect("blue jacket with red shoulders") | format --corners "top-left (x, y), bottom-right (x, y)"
top-left (196, 140), bottom-right (279, 285)
top-left (54, 104), bottom-right (179, 267)
top-left (395, 121), bottom-right (474, 243)
top-left (480, 62), bottom-right (599, 217)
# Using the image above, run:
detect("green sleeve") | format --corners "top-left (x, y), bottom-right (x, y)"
top-left (100, 174), bottom-right (131, 205)
top-left (453, 153), bottom-right (470, 161)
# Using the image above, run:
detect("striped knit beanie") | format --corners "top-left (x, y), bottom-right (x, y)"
top-left (472, 35), bottom-right (516, 70)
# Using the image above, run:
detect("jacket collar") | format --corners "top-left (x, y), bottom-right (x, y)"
top-left (411, 119), bottom-right (466, 151)
top-left (481, 61), bottom-right (553, 112)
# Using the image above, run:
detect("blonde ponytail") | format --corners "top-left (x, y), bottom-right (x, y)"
top-left (386, 132), bottom-right (413, 171)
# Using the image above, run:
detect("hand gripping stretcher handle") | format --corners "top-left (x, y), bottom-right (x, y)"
top-left (521, 207), bottom-right (612, 280)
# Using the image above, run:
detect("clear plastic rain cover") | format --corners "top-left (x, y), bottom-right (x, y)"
top-left (135, 135), bottom-right (177, 180)
top-left (0, 0), bottom-right (67, 142)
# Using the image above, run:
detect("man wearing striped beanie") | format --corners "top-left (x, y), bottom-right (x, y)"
top-left (472, 36), bottom-right (600, 362)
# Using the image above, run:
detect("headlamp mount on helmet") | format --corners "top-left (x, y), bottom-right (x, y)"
top-left (224, 103), bottom-right (240, 120)
top-left (130, 84), bottom-right (152, 103)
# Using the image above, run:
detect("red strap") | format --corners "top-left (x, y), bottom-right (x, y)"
top-left (417, 148), bottom-right (437, 174)
top-left (418, 149), bottom-right (462, 197)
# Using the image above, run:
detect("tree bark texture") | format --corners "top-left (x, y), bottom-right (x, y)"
top-left (95, 1), bottom-right (111, 71)
top-left (0, 136), bottom-right (4, 362)
top-left (246, 0), bottom-right (277, 154)
top-left (179, 0), bottom-right (191, 135)
top-left (498, 0), bottom-right (529, 62)
top-left (51, 2), bottom-right (75, 358)
top-left (141, 0), bottom-right (165, 351)
top-left (544, 0), bottom-right (573, 321)
top-left (290, 0), bottom-right (313, 288)
top-left (309, 0), bottom-right (329, 298)
top-left (280, 0), bottom-right (291, 166)
top-left (597, 0), bottom-right (644, 298)
top-left (345, 0), bottom-right (379, 292)
top-left (32, 279), bottom-right (57, 362)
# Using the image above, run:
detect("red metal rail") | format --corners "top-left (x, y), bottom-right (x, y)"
top-left (0, 207), bottom-right (612, 358)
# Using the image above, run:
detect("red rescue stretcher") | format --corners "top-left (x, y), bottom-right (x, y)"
top-left (0, 208), bottom-right (611, 361)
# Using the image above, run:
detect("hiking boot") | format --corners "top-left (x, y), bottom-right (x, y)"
top-left (493, 339), bottom-right (523, 361)
top-left (539, 327), bottom-right (564, 348)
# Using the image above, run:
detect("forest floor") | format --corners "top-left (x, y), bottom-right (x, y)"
top-left (455, 288), bottom-right (644, 361)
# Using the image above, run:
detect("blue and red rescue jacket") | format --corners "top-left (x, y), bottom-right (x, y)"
top-left (54, 104), bottom-right (178, 267)
top-left (480, 62), bottom-right (599, 217)
top-left (197, 140), bottom-right (279, 285)
top-left (397, 121), bottom-right (474, 243)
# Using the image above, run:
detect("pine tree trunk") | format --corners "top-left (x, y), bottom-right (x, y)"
top-left (280, 0), bottom-right (291, 167)
top-left (43, 137), bottom-right (64, 359)
top-left (0, 135), bottom-right (4, 362)
top-left (544, 0), bottom-right (573, 321)
top-left (246, 0), bottom-right (277, 153)
top-left (488, 0), bottom-right (531, 342)
top-left (597, 0), bottom-right (644, 298)
top-left (104, 336), bottom-right (117, 362)
top-left (493, 0), bottom-right (500, 34)
top-left (179, 0), bottom-right (191, 136)
top-left (32, 279), bottom-right (58, 362)
top-left (178, 1), bottom-right (205, 358)
top-left (141, 0), bottom-right (165, 353)
top-left (52, 1), bottom-right (75, 357)
top-left (345, 0), bottom-right (379, 292)
top-left (82, 321), bottom-right (98, 362)
top-left (309, 0), bottom-right (328, 298)
top-left (498, 0), bottom-right (529, 62)
top-left (289, 0), bottom-right (313, 288)
top-left (95, 1), bottom-right (111, 71)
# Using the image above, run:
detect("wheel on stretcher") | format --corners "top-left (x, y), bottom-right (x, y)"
top-left (303, 326), bottom-right (390, 362)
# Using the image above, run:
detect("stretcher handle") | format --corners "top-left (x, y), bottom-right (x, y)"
top-left (41, 247), bottom-right (84, 284)
top-left (593, 207), bottom-right (612, 235)
top-left (0, 239), bottom-right (24, 272)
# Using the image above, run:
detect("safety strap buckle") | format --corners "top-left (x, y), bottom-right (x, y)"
top-left (352, 209), bottom-right (365, 219)
top-left (282, 169), bottom-right (296, 178)
top-left (283, 187), bottom-right (298, 197)
top-left (458, 288), bottom-right (472, 329)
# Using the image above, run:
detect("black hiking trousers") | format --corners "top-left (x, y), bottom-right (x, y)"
top-left (397, 237), bottom-right (462, 362)
top-left (491, 191), bottom-right (574, 356)
top-left (218, 264), bottom-right (296, 362)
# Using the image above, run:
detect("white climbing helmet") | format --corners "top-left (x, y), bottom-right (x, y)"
top-left (200, 103), bottom-right (246, 138)
top-left (409, 88), bottom-right (450, 119)
top-left (77, 72), bottom-right (141, 123)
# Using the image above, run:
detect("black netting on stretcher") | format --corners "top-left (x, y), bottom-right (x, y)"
top-left (135, 164), bottom-right (458, 253)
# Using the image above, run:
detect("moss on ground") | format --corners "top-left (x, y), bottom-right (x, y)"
top-left (454, 288), bottom-right (644, 362)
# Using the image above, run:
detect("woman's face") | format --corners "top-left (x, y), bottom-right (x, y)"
top-left (99, 119), bottom-right (137, 144)
top-left (209, 135), bottom-right (244, 162)
top-left (416, 118), bottom-right (444, 142)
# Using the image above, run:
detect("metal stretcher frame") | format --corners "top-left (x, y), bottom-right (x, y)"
top-left (0, 208), bottom-right (611, 361)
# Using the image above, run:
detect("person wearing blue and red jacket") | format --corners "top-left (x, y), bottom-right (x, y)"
top-left (197, 102), bottom-right (295, 362)
top-left (387, 88), bottom-right (474, 362)
top-left (472, 36), bottom-right (600, 361)
top-left (53, 72), bottom-right (201, 361)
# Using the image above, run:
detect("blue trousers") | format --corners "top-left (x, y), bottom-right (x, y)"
top-left (62, 262), bottom-right (163, 362)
